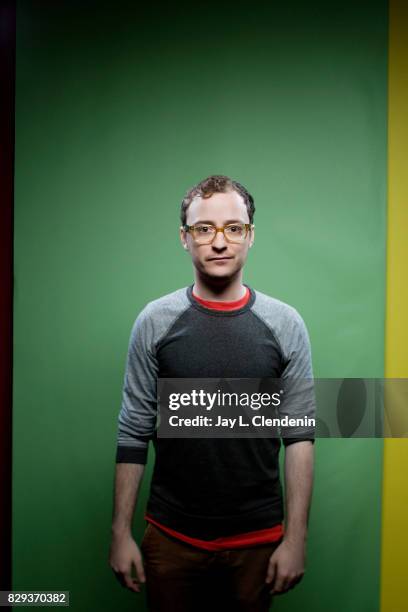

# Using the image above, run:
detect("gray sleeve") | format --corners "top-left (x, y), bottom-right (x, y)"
top-left (115, 305), bottom-right (158, 464)
top-left (279, 309), bottom-right (316, 446)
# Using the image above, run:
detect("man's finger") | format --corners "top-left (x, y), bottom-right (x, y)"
top-left (270, 573), bottom-right (287, 594)
top-left (265, 559), bottom-right (277, 584)
top-left (113, 570), bottom-right (139, 592)
top-left (134, 558), bottom-right (146, 584)
top-left (124, 571), bottom-right (141, 593)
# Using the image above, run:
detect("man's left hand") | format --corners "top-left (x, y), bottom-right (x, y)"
top-left (265, 538), bottom-right (306, 595)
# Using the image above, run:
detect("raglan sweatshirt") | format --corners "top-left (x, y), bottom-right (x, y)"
top-left (144, 287), bottom-right (285, 550)
top-left (115, 283), bottom-right (315, 548)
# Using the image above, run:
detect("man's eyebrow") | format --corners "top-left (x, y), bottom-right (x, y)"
top-left (191, 219), bottom-right (246, 225)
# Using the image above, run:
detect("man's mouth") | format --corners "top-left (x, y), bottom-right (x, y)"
top-left (207, 256), bottom-right (233, 261)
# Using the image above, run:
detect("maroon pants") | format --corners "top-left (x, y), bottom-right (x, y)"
top-left (140, 522), bottom-right (282, 612)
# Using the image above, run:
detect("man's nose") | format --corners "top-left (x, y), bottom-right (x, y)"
top-left (212, 229), bottom-right (228, 249)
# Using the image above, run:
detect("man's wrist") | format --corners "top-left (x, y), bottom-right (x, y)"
top-left (282, 527), bottom-right (308, 546)
top-left (111, 523), bottom-right (132, 538)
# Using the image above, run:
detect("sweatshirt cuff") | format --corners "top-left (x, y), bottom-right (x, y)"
top-left (116, 445), bottom-right (148, 464)
top-left (282, 438), bottom-right (315, 447)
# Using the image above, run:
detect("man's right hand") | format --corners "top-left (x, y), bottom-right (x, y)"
top-left (109, 531), bottom-right (146, 593)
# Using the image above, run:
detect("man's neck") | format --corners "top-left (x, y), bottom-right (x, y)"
top-left (192, 273), bottom-right (247, 302)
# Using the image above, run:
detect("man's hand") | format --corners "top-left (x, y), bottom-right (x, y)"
top-left (109, 530), bottom-right (146, 593)
top-left (265, 440), bottom-right (314, 595)
top-left (265, 538), bottom-right (306, 595)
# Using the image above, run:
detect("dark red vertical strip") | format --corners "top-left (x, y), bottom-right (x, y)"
top-left (0, 0), bottom-right (15, 592)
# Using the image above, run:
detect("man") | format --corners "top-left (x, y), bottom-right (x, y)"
top-left (109, 175), bottom-right (315, 612)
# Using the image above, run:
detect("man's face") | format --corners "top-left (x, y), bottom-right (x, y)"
top-left (179, 190), bottom-right (255, 280)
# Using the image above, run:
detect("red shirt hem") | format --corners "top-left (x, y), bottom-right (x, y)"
top-left (144, 514), bottom-right (284, 550)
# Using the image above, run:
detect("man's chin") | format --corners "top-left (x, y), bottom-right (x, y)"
top-left (199, 265), bottom-right (241, 282)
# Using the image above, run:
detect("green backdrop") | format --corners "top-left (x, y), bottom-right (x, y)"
top-left (13, 1), bottom-right (387, 610)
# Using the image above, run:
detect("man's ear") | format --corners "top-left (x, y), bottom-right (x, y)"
top-left (249, 224), bottom-right (255, 248)
top-left (179, 226), bottom-right (189, 250)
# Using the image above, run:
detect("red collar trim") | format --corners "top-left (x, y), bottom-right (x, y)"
top-left (191, 286), bottom-right (250, 311)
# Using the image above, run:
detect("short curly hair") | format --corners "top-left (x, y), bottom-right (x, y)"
top-left (180, 175), bottom-right (255, 226)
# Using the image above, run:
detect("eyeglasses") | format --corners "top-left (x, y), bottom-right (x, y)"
top-left (183, 223), bottom-right (254, 245)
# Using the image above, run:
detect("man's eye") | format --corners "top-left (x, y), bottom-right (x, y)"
top-left (227, 225), bottom-right (242, 233)
top-left (196, 225), bottom-right (212, 233)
